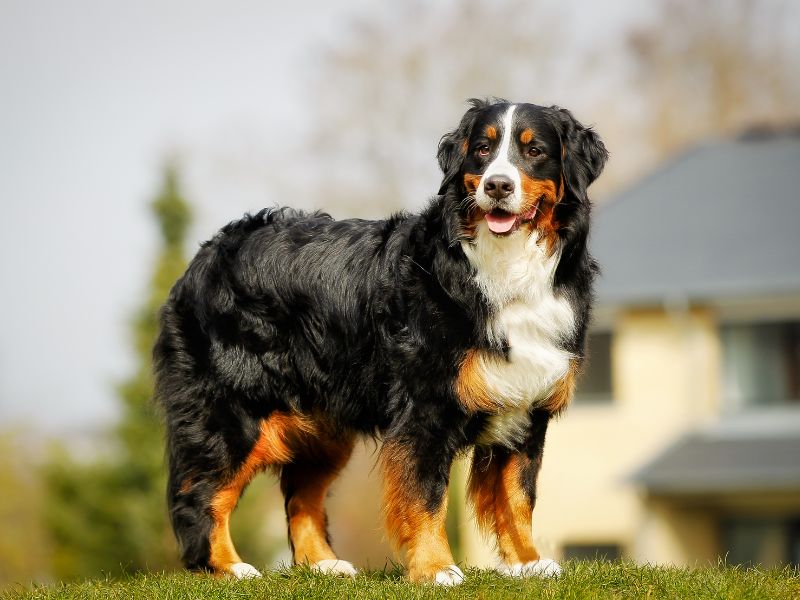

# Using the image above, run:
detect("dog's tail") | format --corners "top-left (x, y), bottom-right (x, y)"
top-left (153, 300), bottom-right (217, 570)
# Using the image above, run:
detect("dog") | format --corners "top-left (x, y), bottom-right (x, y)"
top-left (153, 98), bottom-right (607, 585)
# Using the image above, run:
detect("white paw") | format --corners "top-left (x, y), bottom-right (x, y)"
top-left (434, 564), bottom-right (465, 586)
top-left (312, 559), bottom-right (358, 577)
top-left (230, 562), bottom-right (262, 579)
top-left (497, 558), bottom-right (561, 578)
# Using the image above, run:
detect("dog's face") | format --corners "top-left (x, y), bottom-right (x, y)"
top-left (438, 100), bottom-right (607, 244)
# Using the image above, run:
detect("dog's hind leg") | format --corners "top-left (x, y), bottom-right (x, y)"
top-left (280, 430), bottom-right (356, 576)
top-left (169, 411), bottom-right (314, 578)
top-left (167, 454), bottom-right (219, 574)
top-left (380, 438), bottom-right (463, 585)
top-left (168, 450), bottom-right (262, 578)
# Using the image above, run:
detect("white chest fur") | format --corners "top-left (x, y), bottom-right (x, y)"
top-left (461, 222), bottom-right (576, 447)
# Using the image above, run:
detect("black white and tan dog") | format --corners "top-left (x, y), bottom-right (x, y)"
top-left (153, 99), bottom-right (607, 584)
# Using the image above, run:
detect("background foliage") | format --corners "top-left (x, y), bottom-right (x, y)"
top-left (39, 167), bottom-right (281, 580)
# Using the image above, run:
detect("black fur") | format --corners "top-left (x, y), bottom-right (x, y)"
top-left (153, 100), bottom-right (607, 570)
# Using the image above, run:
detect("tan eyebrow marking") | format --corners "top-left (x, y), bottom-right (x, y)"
top-left (520, 128), bottom-right (534, 144)
top-left (486, 126), bottom-right (497, 140)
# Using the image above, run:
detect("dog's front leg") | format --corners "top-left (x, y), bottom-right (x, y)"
top-left (379, 437), bottom-right (463, 585)
top-left (468, 410), bottom-right (561, 577)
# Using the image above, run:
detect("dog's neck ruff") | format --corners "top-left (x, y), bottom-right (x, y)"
top-left (462, 220), bottom-right (562, 307)
top-left (461, 223), bottom-right (576, 447)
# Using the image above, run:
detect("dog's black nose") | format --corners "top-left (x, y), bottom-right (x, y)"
top-left (484, 175), bottom-right (514, 199)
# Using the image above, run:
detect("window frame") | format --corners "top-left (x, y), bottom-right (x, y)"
top-left (719, 318), bottom-right (800, 412)
top-left (573, 329), bottom-right (615, 405)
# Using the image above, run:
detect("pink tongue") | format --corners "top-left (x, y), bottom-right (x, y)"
top-left (485, 212), bottom-right (517, 233)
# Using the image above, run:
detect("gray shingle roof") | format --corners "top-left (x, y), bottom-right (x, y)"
top-left (630, 409), bottom-right (800, 494)
top-left (591, 131), bottom-right (800, 306)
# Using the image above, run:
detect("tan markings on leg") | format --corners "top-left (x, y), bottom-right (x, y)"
top-left (544, 359), bottom-right (579, 415)
top-left (455, 349), bottom-right (498, 413)
top-left (179, 475), bottom-right (194, 495)
top-left (496, 454), bottom-right (539, 563)
top-left (285, 435), bottom-right (355, 565)
top-left (208, 500), bottom-right (241, 572)
top-left (381, 441), bottom-right (454, 582)
top-left (469, 450), bottom-right (539, 565)
top-left (468, 448), bottom-right (501, 536)
top-left (208, 412), bottom-right (315, 572)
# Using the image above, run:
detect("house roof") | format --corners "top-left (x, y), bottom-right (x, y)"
top-left (591, 129), bottom-right (800, 306)
top-left (630, 409), bottom-right (800, 495)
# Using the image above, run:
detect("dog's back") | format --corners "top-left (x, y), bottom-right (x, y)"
top-left (155, 207), bottom-right (402, 416)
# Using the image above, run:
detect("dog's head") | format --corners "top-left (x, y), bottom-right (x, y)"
top-left (438, 99), bottom-right (607, 247)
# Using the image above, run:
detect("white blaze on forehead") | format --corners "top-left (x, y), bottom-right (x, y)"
top-left (476, 105), bottom-right (523, 212)
top-left (493, 104), bottom-right (517, 169)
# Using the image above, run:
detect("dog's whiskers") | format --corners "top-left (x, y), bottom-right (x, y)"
top-left (457, 194), bottom-right (477, 210)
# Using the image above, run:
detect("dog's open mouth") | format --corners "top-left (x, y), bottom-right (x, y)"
top-left (484, 204), bottom-right (539, 235)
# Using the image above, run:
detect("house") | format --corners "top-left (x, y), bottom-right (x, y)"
top-left (461, 127), bottom-right (800, 568)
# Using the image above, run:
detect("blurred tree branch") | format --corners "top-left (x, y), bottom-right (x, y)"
top-left (628, 0), bottom-right (800, 158)
top-left (303, 0), bottom-right (800, 213)
top-left (307, 0), bottom-right (564, 216)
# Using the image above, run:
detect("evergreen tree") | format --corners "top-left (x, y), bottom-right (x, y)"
top-left (43, 165), bottom-right (188, 577)
top-left (43, 164), bottom-right (283, 580)
top-left (112, 164), bottom-right (191, 570)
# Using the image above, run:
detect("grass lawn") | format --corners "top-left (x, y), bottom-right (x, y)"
top-left (4, 562), bottom-right (798, 600)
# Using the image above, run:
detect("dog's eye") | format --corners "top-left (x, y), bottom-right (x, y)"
top-left (477, 145), bottom-right (490, 157)
top-left (528, 147), bottom-right (542, 157)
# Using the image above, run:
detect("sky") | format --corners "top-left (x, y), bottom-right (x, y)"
top-left (1, 0), bottom-right (662, 436)
top-left (0, 0), bottom-right (375, 434)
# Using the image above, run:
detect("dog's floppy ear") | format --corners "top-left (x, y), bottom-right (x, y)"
top-left (552, 107), bottom-right (608, 202)
top-left (436, 99), bottom-right (489, 195)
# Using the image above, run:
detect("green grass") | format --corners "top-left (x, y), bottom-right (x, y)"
top-left (4, 562), bottom-right (799, 600)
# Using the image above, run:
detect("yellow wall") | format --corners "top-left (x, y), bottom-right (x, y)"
top-left (460, 306), bottom-right (724, 566)
top-left (634, 500), bottom-right (719, 565)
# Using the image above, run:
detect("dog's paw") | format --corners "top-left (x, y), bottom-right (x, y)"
top-left (434, 564), bottom-right (465, 586)
top-left (312, 559), bottom-right (358, 577)
top-left (229, 562), bottom-right (262, 579)
top-left (497, 558), bottom-right (561, 578)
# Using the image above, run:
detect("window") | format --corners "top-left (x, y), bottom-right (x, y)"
top-left (790, 521), bottom-right (800, 566)
top-left (574, 331), bottom-right (613, 403)
top-left (722, 517), bottom-right (800, 567)
top-left (721, 321), bottom-right (800, 411)
top-left (563, 543), bottom-right (622, 561)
